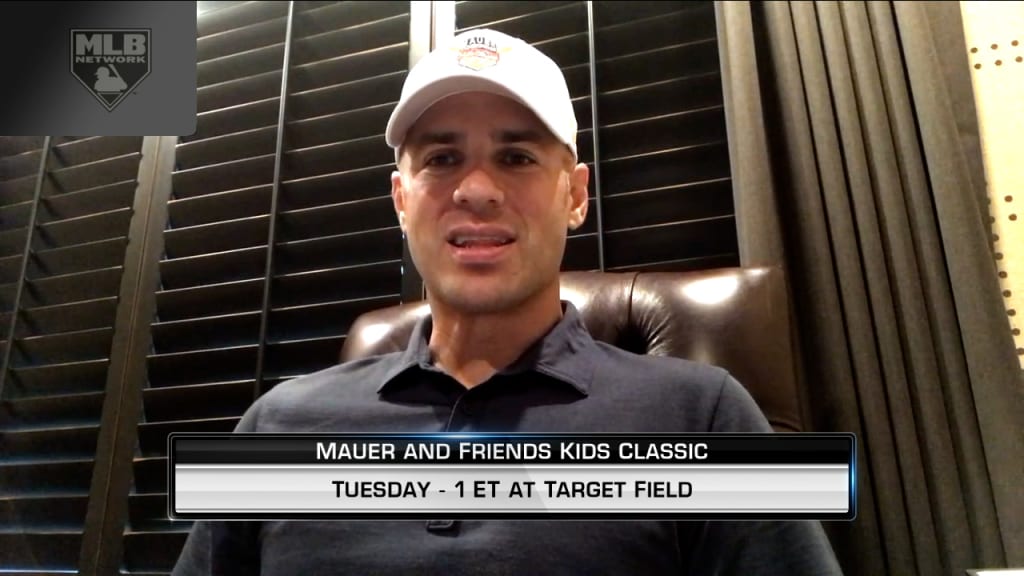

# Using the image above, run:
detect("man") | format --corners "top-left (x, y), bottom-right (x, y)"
top-left (173, 28), bottom-right (843, 575)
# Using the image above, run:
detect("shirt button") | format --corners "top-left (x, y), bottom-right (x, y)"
top-left (426, 519), bottom-right (458, 532)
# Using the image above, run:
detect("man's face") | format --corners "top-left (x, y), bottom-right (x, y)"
top-left (391, 91), bottom-right (589, 315)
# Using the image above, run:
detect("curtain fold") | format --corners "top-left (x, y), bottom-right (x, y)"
top-left (714, 1), bottom-right (783, 268)
top-left (717, 1), bottom-right (1024, 574)
top-left (891, 4), bottom-right (1024, 566)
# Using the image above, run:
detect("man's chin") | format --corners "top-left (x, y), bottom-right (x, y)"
top-left (429, 280), bottom-right (532, 316)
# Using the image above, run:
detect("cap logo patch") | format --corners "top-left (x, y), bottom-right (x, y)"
top-left (457, 35), bottom-right (500, 71)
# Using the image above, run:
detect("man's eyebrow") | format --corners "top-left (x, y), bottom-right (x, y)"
top-left (495, 129), bottom-right (546, 144)
top-left (409, 131), bottom-right (461, 147)
top-left (406, 129), bottom-right (548, 147)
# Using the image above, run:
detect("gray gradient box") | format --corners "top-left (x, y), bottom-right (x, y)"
top-left (1, 1), bottom-right (197, 135)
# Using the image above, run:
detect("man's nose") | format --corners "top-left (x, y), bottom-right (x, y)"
top-left (452, 168), bottom-right (504, 212)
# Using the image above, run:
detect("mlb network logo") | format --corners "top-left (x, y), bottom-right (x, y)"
top-left (71, 29), bottom-right (152, 112)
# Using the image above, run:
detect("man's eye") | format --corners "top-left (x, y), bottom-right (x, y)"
top-left (425, 152), bottom-right (459, 167)
top-left (502, 151), bottom-right (536, 166)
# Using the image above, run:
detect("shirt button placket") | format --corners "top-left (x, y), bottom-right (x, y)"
top-left (429, 393), bottom-right (480, 533)
top-left (444, 393), bottom-right (479, 433)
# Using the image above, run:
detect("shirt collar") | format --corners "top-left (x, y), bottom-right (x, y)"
top-left (377, 301), bottom-right (595, 396)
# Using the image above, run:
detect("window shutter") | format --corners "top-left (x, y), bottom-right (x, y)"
top-left (121, 3), bottom-right (292, 572)
top-left (593, 1), bottom-right (736, 271)
top-left (263, 0), bottom-right (407, 391)
top-left (119, 2), bottom-right (411, 573)
top-left (0, 135), bottom-right (145, 573)
top-left (456, 0), bottom-right (737, 272)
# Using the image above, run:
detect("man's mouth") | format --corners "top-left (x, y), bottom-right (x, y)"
top-left (444, 228), bottom-right (517, 263)
top-left (448, 235), bottom-right (515, 248)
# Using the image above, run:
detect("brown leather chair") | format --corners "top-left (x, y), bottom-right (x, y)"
top-left (340, 267), bottom-right (803, 432)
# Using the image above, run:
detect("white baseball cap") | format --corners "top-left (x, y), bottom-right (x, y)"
top-left (385, 28), bottom-right (578, 162)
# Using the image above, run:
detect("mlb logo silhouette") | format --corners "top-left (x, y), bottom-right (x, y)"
top-left (71, 29), bottom-right (151, 111)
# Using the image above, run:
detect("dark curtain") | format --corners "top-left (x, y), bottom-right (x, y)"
top-left (715, 1), bottom-right (1024, 575)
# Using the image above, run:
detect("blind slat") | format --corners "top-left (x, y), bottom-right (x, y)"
top-left (275, 226), bottom-right (402, 273)
top-left (268, 295), bottom-right (400, 341)
top-left (455, 0), bottom-right (574, 24)
top-left (189, 97), bottom-right (281, 142)
top-left (198, 70), bottom-right (283, 114)
top-left (9, 359), bottom-right (109, 398)
top-left (1, 426), bottom-right (99, 461)
top-left (0, 460), bottom-right (94, 495)
top-left (198, 1), bottom-right (289, 38)
top-left (175, 126), bottom-right (278, 169)
top-left (147, 346), bottom-right (259, 388)
top-left (136, 417), bottom-right (240, 456)
top-left (289, 13), bottom-right (408, 66)
top-left (0, 136), bottom-right (45, 157)
top-left (603, 178), bottom-right (733, 231)
top-left (159, 246), bottom-right (267, 290)
top-left (142, 385), bottom-right (251, 428)
top-left (286, 104), bottom-right (393, 150)
top-left (0, 201), bottom-right (32, 232)
top-left (601, 142), bottom-right (731, 195)
top-left (280, 164), bottom-right (393, 209)
top-left (288, 43), bottom-right (407, 93)
top-left (198, 42), bottom-right (286, 88)
top-left (163, 215), bottom-right (270, 259)
top-left (603, 216), bottom-right (738, 268)
top-left (0, 392), bottom-right (105, 431)
top-left (289, 71), bottom-right (404, 120)
top-left (156, 278), bottom-right (265, 321)
top-left (598, 107), bottom-right (727, 160)
top-left (152, 311), bottom-right (262, 353)
top-left (171, 154), bottom-right (276, 198)
top-left (198, 15), bottom-right (288, 62)
top-left (21, 266), bottom-right (123, 308)
top-left (0, 175), bottom-right (38, 206)
top-left (273, 261), bottom-right (401, 308)
top-left (458, 3), bottom-right (585, 43)
top-left (0, 495), bottom-right (89, 530)
top-left (168, 184), bottom-right (272, 228)
top-left (276, 195), bottom-right (395, 243)
top-left (48, 153), bottom-right (141, 193)
top-left (0, 533), bottom-right (82, 567)
top-left (37, 207), bottom-right (134, 248)
top-left (50, 136), bottom-right (143, 166)
top-left (0, 150), bottom-right (43, 181)
top-left (42, 179), bottom-right (137, 222)
top-left (32, 237), bottom-right (129, 277)
top-left (14, 327), bottom-right (114, 366)
top-left (18, 297), bottom-right (119, 336)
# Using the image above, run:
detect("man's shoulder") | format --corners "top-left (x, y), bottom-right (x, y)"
top-left (589, 340), bottom-right (728, 393)
top-left (582, 341), bottom-right (771, 433)
top-left (241, 352), bottom-right (405, 431)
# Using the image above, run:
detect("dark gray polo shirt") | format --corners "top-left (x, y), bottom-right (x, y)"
top-left (172, 303), bottom-right (843, 575)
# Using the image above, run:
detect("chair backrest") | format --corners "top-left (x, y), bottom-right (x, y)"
top-left (340, 267), bottom-right (803, 432)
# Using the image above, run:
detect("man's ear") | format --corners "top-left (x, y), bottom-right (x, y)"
top-left (566, 162), bottom-right (589, 230)
top-left (391, 170), bottom-right (406, 232)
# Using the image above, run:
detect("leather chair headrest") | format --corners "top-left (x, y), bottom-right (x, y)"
top-left (340, 267), bottom-right (802, 432)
